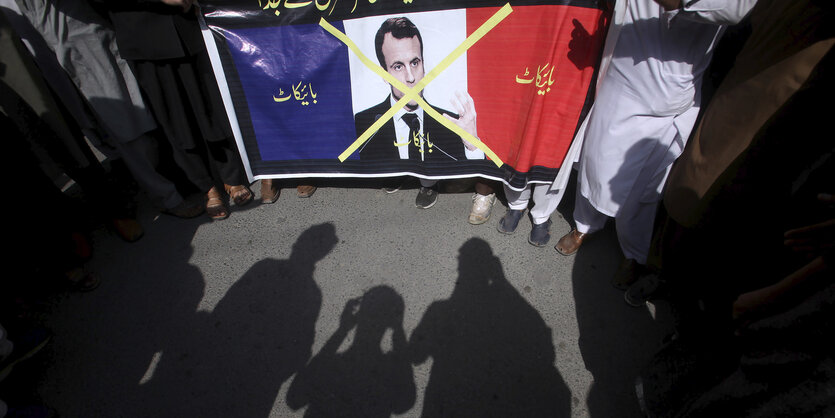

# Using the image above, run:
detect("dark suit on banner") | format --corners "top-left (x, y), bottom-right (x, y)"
top-left (355, 96), bottom-right (469, 162)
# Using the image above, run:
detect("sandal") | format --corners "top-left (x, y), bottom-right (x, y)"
top-left (207, 186), bottom-right (229, 220)
top-left (260, 179), bottom-right (279, 204)
top-left (225, 184), bottom-right (253, 206)
top-left (65, 267), bottom-right (101, 292)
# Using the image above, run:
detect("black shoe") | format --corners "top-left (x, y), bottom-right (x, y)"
top-left (528, 219), bottom-right (553, 247)
top-left (497, 209), bottom-right (525, 234)
top-left (415, 185), bottom-right (439, 209)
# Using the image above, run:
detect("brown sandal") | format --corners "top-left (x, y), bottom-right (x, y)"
top-left (225, 184), bottom-right (253, 206)
top-left (260, 179), bottom-right (279, 204)
top-left (296, 184), bottom-right (317, 198)
top-left (207, 186), bottom-right (229, 220)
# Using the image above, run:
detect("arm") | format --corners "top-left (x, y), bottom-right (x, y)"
top-left (733, 193), bottom-right (835, 326)
top-left (732, 254), bottom-right (831, 327)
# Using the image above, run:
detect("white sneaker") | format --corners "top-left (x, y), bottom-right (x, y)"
top-left (468, 193), bottom-right (496, 225)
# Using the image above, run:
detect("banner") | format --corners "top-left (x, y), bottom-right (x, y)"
top-left (200, 0), bottom-right (609, 189)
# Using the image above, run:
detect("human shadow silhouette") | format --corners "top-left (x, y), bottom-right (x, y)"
top-left (287, 285), bottom-right (415, 417)
top-left (570, 139), bottom-right (677, 417)
top-left (410, 239), bottom-right (571, 417)
top-left (138, 223), bottom-right (337, 417)
top-left (567, 14), bottom-right (609, 71)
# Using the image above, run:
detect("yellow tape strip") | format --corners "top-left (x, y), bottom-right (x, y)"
top-left (324, 4), bottom-right (512, 165)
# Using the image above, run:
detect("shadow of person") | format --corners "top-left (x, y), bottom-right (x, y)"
top-left (567, 15), bottom-right (609, 71)
top-left (140, 223), bottom-right (337, 417)
top-left (570, 139), bottom-right (677, 417)
top-left (410, 239), bottom-right (571, 417)
top-left (286, 285), bottom-right (415, 417)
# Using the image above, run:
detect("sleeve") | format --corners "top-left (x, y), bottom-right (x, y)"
top-left (464, 144), bottom-right (485, 160)
top-left (672, 0), bottom-right (758, 25)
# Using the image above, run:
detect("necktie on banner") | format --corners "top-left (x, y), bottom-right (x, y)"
top-left (401, 113), bottom-right (421, 161)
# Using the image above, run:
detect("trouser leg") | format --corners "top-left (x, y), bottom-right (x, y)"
top-left (206, 139), bottom-right (246, 186)
top-left (616, 199), bottom-right (661, 265)
top-left (116, 134), bottom-right (183, 210)
top-left (504, 184), bottom-right (531, 211)
top-left (573, 190), bottom-right (608, 234)
top-left (420, 178), bottom-right (436, 188)
top-left (529, 184), bottom-right (564, 225)
top-left (170, 145), bottom-right (214, 193)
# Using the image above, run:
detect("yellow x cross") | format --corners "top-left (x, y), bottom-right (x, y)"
top-left (321, 3), bottom-right (512, 165)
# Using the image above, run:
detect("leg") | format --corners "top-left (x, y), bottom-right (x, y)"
top-left (474, 179), bottom-right (495, 196)
top-left (497, 184), bottom-right (530, 234)
top-left (504, 184), bottom-right (532, 211)
top-left (169, 144), bottom-right (229, 220)
top-left (115, 133), bottom-right (185, 210)
top-left (469, 179), bottom-right (497, 225)
top-left (260, 179), bottom-right (279, 204)
top-left (526, 184), bottom-right (560, 246)
top-left (573, 192), bottom-right (609, 235)
top-left (555, 188), bottom-right (608, 255)
top-left (416, 179), bottom-right (439, 209)
top-left (529, 184), bottom-right (564, 225)
top-left (616, 200), bottom-right (662, 265)
top-left (206, 140), bottom-right (253, 206)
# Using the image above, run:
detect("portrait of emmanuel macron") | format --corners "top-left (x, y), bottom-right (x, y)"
top-left (354, 17), bottom-right (484, 162)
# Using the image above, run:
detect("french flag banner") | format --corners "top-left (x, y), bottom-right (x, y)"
top-left (199, 0), bottom-right (609, 190)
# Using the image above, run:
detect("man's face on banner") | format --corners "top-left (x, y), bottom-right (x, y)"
top-left (381, 33), bottom-right (425, 110)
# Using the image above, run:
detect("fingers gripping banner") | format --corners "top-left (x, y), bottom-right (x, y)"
top-left (199, 0), bottom-right (609, 190)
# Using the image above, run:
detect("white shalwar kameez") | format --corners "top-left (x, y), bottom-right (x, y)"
top-left (558, 0), bottom-right (757, 263)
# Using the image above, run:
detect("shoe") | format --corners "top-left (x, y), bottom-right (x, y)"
top-left (555, 229), bottom-right (587, 256)
top-left (383, 181), bottom-right (403, 194)
top-left (624, 273), bottom-right (662, 307)
top-left (260, 179), bottom-right (279, 204)
top-left (528, 219), bottom-right (553, 247)
top-left (206, 186), bottom-right (229, 220)
top-left (297, 185), bottom-right (317, 198)
top-left (0, 326), bottom-right (51, 381)
top-left (161, 201), bottom-right (205, 219)
top-left (225, 184), bottom-right (253, 206)
top-left (468, 193), bottom-right (496, 225)
top-left (64, 268), bottom-right (100, 292)
top-left (497, 209), bottom-right (525, 234)
top-left (612, 258), bottom-right (642, 290)
top-left (415, 185), bottom-right (439, 209)
top-left (110, 218), bottom-right (144, 242)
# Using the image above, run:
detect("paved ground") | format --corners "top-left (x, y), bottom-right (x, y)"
top-left (20, 176), bottom-right (674, 417)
